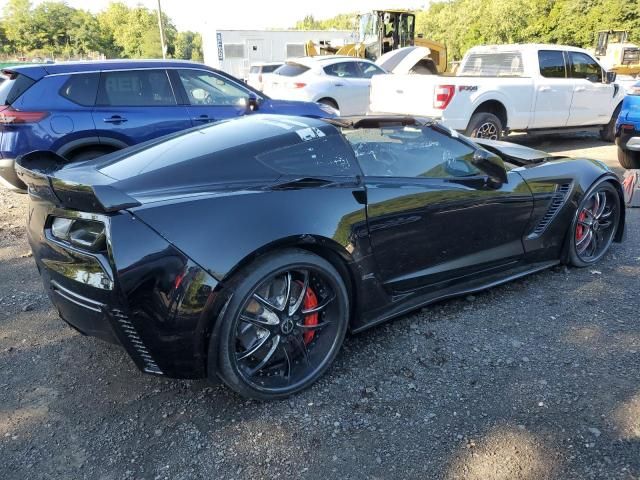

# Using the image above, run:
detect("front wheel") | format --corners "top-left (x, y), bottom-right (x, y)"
top-left (567, 181), bottom-right (620, 267)
top-left (465, 112), bottom-right (503, 140)
top-left (599, 104), bottom-right (621, 142)
top-left (213, 249), bottom-right (349, 400)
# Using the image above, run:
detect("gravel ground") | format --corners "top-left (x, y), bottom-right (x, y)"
top-left (1, 134), bottom-right (639, 480)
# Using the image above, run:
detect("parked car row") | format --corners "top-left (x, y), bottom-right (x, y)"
top-left (0, 60), bottom-right (337, 191)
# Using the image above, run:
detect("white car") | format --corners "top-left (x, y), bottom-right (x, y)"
top-left (246, 62), bottom-right (283, 92)
top-left (263, 56), bottom-right (388, 116)
top-left (370, 44), bottom-right (625, 141)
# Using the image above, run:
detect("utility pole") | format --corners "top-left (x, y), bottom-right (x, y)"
top-left (156, 0), bottom-right (166, 59)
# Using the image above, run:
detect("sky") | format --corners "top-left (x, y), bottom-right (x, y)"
top-left (0, 0), bottom-right (429, 31)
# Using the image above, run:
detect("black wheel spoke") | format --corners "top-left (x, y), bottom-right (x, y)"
top-left (595, 192), bottom-right (607, 219)
top-left (253, 293), bottom-right (281, 314)
top-left (293, 334), bottom-right (311, 366)
top-left (280, 343), bottom-right (292, 384)
top-left (239, 313), bottom-right (278, 328)
top-left (576, 229), bottom-right (593, 254)
top-left (247, 335), bottom-right (281, 376)
top-left (301, 293), bottom-right (336, 315)
top-left (237, 332), bottom-right (271, 360)
top-left (289, 270), bottom-right (309, 316)
top-left (296, 319), bottom-right (332, 331)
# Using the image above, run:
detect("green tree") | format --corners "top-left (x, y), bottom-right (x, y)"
top-left (2, 0), bottom-right (34, 54)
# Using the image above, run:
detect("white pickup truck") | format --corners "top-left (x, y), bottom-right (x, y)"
top-left (369, 44), bottom-right (625, 141)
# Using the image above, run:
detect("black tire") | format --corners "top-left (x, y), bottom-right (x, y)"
top-left (465, 112), bottom-right (503, 140)
top-left (566, 180), bottom-right (620, 268)
top-left (213, 248), bottom-right (349, 400)
top-left (318, 98), bottom-right (339, 110)
top-left (617, 147), bottom-right (640, 169)
top-left (66, 148), bottom-right (112, 163)
top-left (599, 104), bottom-right (621, 142)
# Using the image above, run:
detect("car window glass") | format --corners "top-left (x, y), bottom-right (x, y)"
top-left (538, 50), bottom-right (566, 78)
top-left (569, 52), bottom-right (602, 82)
top-left (256, 134), bottom-right (360, 177)
top-left (459, 52), bottom-right (524, 76)
top-left (343, 125), bottom-right (480, 178)
top-left (323, 62), bottom-right (361, 78)
top-left (177, 69), bottom-right (248, 106)
top-left (97, 69), bottom-right (176, 106)
top-left (358, 62), bottom-right (385, 79)
top-left (275, 63), bottom-right (309, 77)
top-left (0, 73), bottom-right (35, 105)
top-left (261, 65), bottom-right (281, 74)
top-left (59, 73), bottom-right (99, 106)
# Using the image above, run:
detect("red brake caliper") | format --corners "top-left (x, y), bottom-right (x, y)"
top-left (302, 286), bottom-right (319, 345)
top-left (576, 210), bottom-right (587, 241)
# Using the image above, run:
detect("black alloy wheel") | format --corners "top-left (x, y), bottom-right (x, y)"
top-left (214, 250), bottom-right (348, 400)
top-left (568, 182), bottom-right (620, 266)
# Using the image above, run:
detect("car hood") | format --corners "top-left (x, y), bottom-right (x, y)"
top-left (473, 138), bottom-right (559, 165)
top-left (375, 46), bottom-right (431, 74)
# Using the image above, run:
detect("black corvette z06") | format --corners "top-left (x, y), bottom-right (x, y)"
top-left (17, 114), bottom-right (625, 400)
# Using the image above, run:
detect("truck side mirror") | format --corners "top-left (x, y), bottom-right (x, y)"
top-left (605, 71), bottom-right (617, 84)
top-left (246, 95), bottom-right (259, 112)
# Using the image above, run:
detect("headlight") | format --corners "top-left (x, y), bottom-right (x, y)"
top-left (318, 103), bottom-right (340, 116)
top-left (51, 217), bottom-right (106, 251)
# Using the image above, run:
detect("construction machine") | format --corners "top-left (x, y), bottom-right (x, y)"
top-left (594, 30), bottom-right (640, 77)
top-left (304, 9), bottom-right (447, 73)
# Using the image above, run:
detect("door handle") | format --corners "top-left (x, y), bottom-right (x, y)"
top-left (334, 83), bottom-right (344, 87)
top-left (194, 115), bottom-right (213, 123)
top-left (539, 86), bottom-right (551, 92)
top-left (575, 86), bottom-right (586, 92)
top-left (103, 115), bottom-right (128, 124)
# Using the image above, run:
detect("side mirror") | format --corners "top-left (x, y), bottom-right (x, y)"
top-left (605, 70), bottom-right (617, 84)
top-left (247, 95), bottom-right (260, 112)
top-left (472, 149), bottom-right (508, 186)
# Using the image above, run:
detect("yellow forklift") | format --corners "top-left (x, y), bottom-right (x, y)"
top-left (304, 10), bottom-right (447, 74)
top-left (594, 30), bottom-right (640, 77)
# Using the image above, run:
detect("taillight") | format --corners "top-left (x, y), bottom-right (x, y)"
top-left (434, 85), bottom-right (455, 110)
top-left (290, 82), bottom-right (307, 89)
top-left (0, 106), bottom-right (48, 124)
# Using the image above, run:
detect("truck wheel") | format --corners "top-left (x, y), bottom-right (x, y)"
top-left (465, 113), bottom-right (503, 141)
top-left (318, 98), bottom-right (339, 110)
top-left (599, 104), bottom-right (621, 142)
top-left (617, 147), bottom-right (640, 169)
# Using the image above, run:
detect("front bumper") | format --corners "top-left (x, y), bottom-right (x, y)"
top-left (0, 158), bottom-right (27, 191)
top-left (28, 202), bottom-right (220, 379)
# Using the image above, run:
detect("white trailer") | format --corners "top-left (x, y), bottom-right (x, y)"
top-left (202, 29), bottom-right (355, 81)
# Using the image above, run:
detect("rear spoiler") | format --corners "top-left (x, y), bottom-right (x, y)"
top-left (15, 150), bottom-right (140, 213)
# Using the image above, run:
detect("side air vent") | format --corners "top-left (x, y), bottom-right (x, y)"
top-left (530, 183), bottom-right (572, 237)
top-left (111, 309), bottom-right (163, 375)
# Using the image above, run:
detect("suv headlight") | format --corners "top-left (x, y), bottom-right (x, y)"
top-left (51, 217), bottom-right (106, 251)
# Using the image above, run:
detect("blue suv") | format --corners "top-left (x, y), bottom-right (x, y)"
top-left (615, 80), bottom-right (640, 169)
top-left (0, 60), bottom-right (338, 191)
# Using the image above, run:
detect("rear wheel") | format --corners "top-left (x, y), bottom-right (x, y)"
top-left (599, 104), bottom-right (621, 142)
top-left (214, 249), bottom-right (349, 400)
top-left (617, 147), bottom-right (640, 169)
top-left (567, 181), bottom-right (620, 267)
top-left (465, 112), bottom-right (503, 140)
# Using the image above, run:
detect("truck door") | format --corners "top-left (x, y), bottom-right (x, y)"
top-left (566, 51), bottom-right (612, 126)
top-left (532, 50), bottom-right (572, 128)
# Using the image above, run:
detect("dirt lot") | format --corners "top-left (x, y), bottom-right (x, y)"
top-left (1, 134), bottom-right (639, 480)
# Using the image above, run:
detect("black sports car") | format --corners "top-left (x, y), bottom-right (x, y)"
top-left (17, 114), bottom-right (625, 400)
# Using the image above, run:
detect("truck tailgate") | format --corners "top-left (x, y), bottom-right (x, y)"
top-left (369, 74), bottom-right (441, 117)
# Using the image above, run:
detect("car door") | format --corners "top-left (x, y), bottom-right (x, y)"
top-left (566, 51), bottom-right (612, 126)
top-left (531, 50), bottom-right (573, 128)
top-left (356, 61), bottom-right (386, 115)
top-left (322, 61), bottom-right (370, 115)
top-left (343, 124), bottom-right (534, 291)
top-left (92, 69), bottom-right (191, 147)
top-left (170, 68), bottom-right (250, 126)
